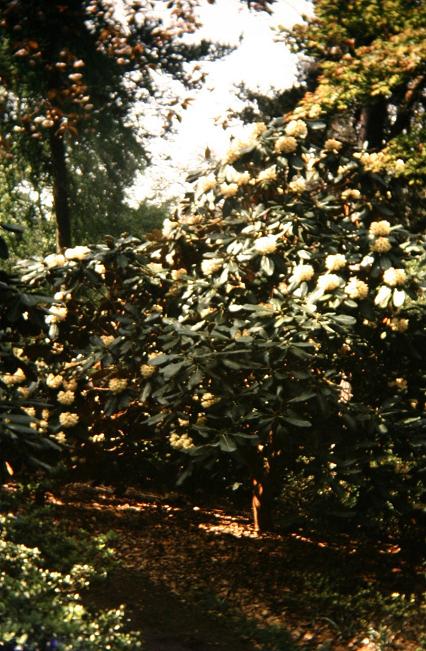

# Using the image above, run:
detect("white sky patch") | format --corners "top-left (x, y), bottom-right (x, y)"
top-left (129, 0), bottom-right (311, 205)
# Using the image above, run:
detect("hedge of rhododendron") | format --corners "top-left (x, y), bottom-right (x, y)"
top-left (4, 112), bottom-right (424, 529)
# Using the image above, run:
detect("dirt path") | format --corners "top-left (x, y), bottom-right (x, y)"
top-left (49, 484), bottom-right (425, 651)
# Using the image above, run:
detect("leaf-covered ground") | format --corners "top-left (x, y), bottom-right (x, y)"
top-left (45, 484), bottom-right (424, 651)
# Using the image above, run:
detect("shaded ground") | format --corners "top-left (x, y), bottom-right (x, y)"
top-left (46, 484), bottom-right (425, 651)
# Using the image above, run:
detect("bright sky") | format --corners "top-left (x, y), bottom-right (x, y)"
top-left (129, 0), bottom-right (311, 205)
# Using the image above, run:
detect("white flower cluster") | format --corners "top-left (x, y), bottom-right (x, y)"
top-left (341, 188), bottom-right (361, 201)
top-left (46, 305), bottom-right (68, 324)
top-left (288, 176), bottom-right (306, 193)
top-left (201, 258), bottom-right (222, 275)
top-left (325, 254), bottom-right (346, 271)
top-left (162, 218), bottom-right (177, 238)
top-left (101, 335), bottom-right (115, 346)
top-left (108, 378), bottom-right (128, 394)
top-left (369, 220), bottom-right (391, 236)
top-left (140, 364), bottom-right (156, 379)
top-left (198, 173), bottom-right (216, 194)
top-left (345, 278), bottom-right (369, 300)
top-left (257, 165), bottom-right (277, 184)
top-left (317, 273), bottom-right (342, 292)
top-left (324, 138), bottom-right (342, 153)
top-left (59, 412), bottom-right (79, 428)
top-left (1, 368), bottom-right (26, 385)
top-left (200, 392), bottom-right (219, 409)
top-left (46, 373), bottom-right (63, 389)
top-left (223, 122), bottom-right (266, 164)
top-left (57, 390), bottom-right (75, 405)
top-left (94, 262), bottom-right (106, 275)
top-left (274, 135), bottom-right (297, 154)
top-left (383, 267), bottom-right (406, 287)
top-left (254, 236), bottom-right (277, 255)
top-left (44, 253), bottom-right (66, 268)
top-left (371, 237), bottom-right (391, 253)
top-left (224, 165), bottom-right (251, 186)
top-left (171, 268), bottom-right (187, 281)
top-left (169, 432), bottom-right (194, 451)
top-left (291, 264), bottom-right (315, 283)
top-left (220, 182), bottom-right (239, 198)
top-left (64, 246), bottom-right (91, 261)
top-left (388, 318), bottom-right (409, 332)
top-left (285, 119), bottom-right (308, 139)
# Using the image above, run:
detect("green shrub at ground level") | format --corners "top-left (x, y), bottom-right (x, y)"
top-left (0, 512), bottom-right (142, 651)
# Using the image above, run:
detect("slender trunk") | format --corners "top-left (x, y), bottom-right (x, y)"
top-left (252, 475), bottom-right (273, 532)
top-left (49, 131), bottom-right (71, 252)
top-left (358, 99), bottom-right (387, 149)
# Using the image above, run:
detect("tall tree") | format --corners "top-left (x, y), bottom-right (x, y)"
top-left (0, 0), bottom-right (219, 250)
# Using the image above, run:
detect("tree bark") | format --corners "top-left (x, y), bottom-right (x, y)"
top-left (252, 475), bottom-right (274, 532)
top-left (49, 131), bottom-right (71, 251)
top-left (358, 98), bottom-right (387, 149)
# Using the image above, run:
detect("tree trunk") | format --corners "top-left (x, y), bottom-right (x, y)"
top-left (252, 476), bottom-right (274, 532)
top-left (358, 99), bottom-right (387, 149)
top-left (49, 131), bottom-right (71, 251)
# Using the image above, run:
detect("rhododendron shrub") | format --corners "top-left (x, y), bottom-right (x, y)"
top-left (16, 236), bottom-right (183, 486)
top-left (17, 113), bottom-right (425, 530)
top-left (0, 227), bottom-right (62, 479)
top-left (150, 117), bottom-right (425, 529)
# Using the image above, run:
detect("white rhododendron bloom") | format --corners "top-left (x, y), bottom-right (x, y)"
top-left (383, 267), bottom-right (406, 287)
top-left (201, 392), bottom-right (219, 409)
top-left (44, 253), bottom-right (66, 268)
top-left (389, 318), bottom-right (409, 332)
top-left (169, 432), bottom-right (194, 451)
top-left (345, 278), bottom-right (369, 300)
top-left (63, 378), bottom-right (78, 391)
top-left (224, 165), bottom-right (250, 186)
top-left (341, 188), bottom-right (361, 201)
top-left (54, 432), bottom-right (67, 445)
top-left (64, 245), bottom-right (91, 260)
top-left (393, 158), bottom-right (405, 174)
top-left (285, 119), bottom-right (308, 139)
top-left (162, 218), bottom-right (176, 238)
top-left (140, 364), bottom-right (156, 379)
top-left (198, 173), bottom-right (216, 193)
top-left (257, 165), bottom-right (277, 184)
top-left (59, 412), bottom-right (79, 428)
top-left (57, 390), bottom-right (75, 405)
top-left (108, 378), bottom-right (128, 394)
top-left (274, 135), bottom-right (297, 154)
top-left (254, 236), bottom-right (277, 255)
top-left (325, 254), bottom-right (346, 271)
top-left (48, 305), bottom-right (68, 321)
top-left (171, 268), bottom-right (187, 280)
top-left (371, 237), bottom-right (392, 253)
top-left (46, 373), bottom-right (63, 389)
top-left (101, 335), bottom-right (115, 347)
top-left (2, 368), bottom-right (26, 385)
top-left (53, 291), bottom-right (71, 302)
top-left (292, 264), bottom-right (315, 283)
top-left (94, 262), bottom-right (106, 275)
top-left (147, 263), bottom-right (163, 274)
top-left (220, 182), bottom-right (239, 198)
top-left (317, 273), bottom-right (342, 292)
top-left (369, 220), bottom-right (391, 236)
top-left (288, 176), bottom-right (306, 193)
top-left (252, 122), bottom-right (267, 138)
top-left (355, 150), bottom-right (386, 173)
top-left (324, 138), bottom-right (342, 152)
top-left (201, 258), bottom-right (222, 275)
